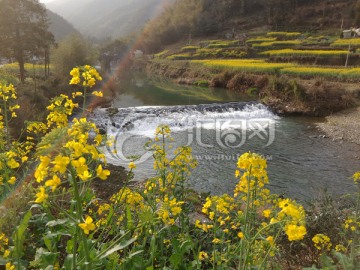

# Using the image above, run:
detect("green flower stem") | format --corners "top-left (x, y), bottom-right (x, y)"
top-left (70, 168), bottom-right (92, 270)
top-left (258, 229), bottom-right (282, 270)
top-left (72, 227), bottom-right (78, 269)
top-left (238, 168), bottom-right (252, 270)
top-left (83, 85), bottom-right (87, 113)
top-left (3, 99), bottom-right (10, 147)
top-left (161, 133), bottom-right (166, 201)
top-left (212, 211), bottom-right (218, 270)
top-left (96, 169), bottom-right (133, 242)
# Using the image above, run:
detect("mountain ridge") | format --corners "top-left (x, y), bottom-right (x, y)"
top-left (46, 9), bottom-right (80, 41)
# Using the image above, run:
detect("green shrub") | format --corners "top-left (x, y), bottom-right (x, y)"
top-left (181, 46), bottom-right (200, 52)
top-left (166, 54), bottom-right (193, 60)
top-left (154, 50), bottom-right (169, 58)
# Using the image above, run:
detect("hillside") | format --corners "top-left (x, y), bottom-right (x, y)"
top-left (46, 9), bottom-right (79, 41)
top-left (45, 0), bottom-right (175, 39)
top-left (139, 0), bottom-right (360, 52)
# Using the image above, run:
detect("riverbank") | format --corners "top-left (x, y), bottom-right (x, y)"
top-left (317, 106), bottom-right (360, 146)
top-left (145, 59), bottom-right (360, 117)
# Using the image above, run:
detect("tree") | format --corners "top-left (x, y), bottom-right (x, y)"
top-left (52, 34), bottom-right (97, 79)
top-left (99, 38), bottom-right (131, 73)
top-left (0, 0), bottom-right (54, 83)
top-left (355, 0), bottom-right (360, 25)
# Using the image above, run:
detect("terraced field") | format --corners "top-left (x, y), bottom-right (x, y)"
top-left (153, 31), bottom-right (360, 81)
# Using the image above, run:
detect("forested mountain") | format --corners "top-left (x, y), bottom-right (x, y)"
top-left (140, 0), bottom-right (360, 52)
top-left (46, 10), bottom-right (79, 41)
top-left (45, 0), bottom-right (174, 39)
top-left (43, 0), bottom-right (360, 50)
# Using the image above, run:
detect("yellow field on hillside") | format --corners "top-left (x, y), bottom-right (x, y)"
top-left (192, 59), bottom-right (296, 73)
top-left (192, 59), bottom-right (360, 79)
top-left (261, 48), bottom-right (348, 57)
top-left (331, 38), bottom-right (360, 47)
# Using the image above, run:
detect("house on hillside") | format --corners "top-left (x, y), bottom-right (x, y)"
top-left (133, 50), bottom-right (144, 59)
top-left (343, 28), bottom-right (360, 38)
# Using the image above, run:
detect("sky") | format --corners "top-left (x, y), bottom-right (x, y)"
top-left (39, 0), bottom-right (57, 3)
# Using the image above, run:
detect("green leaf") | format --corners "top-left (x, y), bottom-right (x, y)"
top-left (63, 254), bottom-right (74, 270)
top-left (332, 250), bottom-right (354, 269)
top-left (180, 240), bottom-right (193, 254)
top-left (99, 238), bottom-right (136, 259)
top-left (128, 250), bottom-right (144, 258)
top-left (319, 253), bottom-right (336, 269)
top-left (46, 218), bottom-right (69, 227)
top-left (13, 210), bottom-right (32, 259)
top-left (34, 247), bottom-right (58, 268)
top-left (126, 205), bottom-right (134, 230)
top-left (169, 253), bottom-right (182, 269)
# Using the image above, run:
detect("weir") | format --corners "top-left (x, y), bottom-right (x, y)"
top-left (89, 102), bottom-right (276, 136)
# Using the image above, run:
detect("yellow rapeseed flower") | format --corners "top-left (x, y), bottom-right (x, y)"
top-left (6, 262), bottom-right (15, 270)
top-left (237, 232), bottom-right (244, 239)
top-left (199, 251), bottom-right (209, 261)
top-left (263, 209), bottom-right (271, 218)
top-left (284, 224), bottom-right (306, 241)
top-left (78, 216), bottom-right (96, 235)
top-left (92, 91), bottom-right (103, 97)
top-left (7, 177), bottom-right (16, 185)
top-left (96, 164), bottom-right (110, 180)
top-left (52, 155), bottom-right (70, 174)
top-left (35, 187), bottom-right (48, 203)
top-left (353, 172), bottom-right (360, 184)
top-left (312, 234), bottom-right (332, 251)
top-left (266, 236), bottom-right (274, 245)
top-left (128, 162), bottom-right (136, 169)
top-left (45, 175), bottom-right (62, 192)
top-left (7, 158), bottom-right (19, 169)
top-left (3, 249), bottom-right (10, 258)
top-left (212, 238), bottom-right (221, 244)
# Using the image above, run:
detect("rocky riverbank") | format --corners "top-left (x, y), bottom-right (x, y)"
top-left (317, 106), bottom-right (360, 145)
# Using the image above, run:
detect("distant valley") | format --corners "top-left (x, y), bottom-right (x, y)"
top-left (44, 0), bottom-right (175, 39)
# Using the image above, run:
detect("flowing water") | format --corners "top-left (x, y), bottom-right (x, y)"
top-left (90, 78), bottom-right (360, 201)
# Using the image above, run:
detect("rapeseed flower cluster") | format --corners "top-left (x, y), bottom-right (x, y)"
top-left (0, 83), bottom-right (19, 141)
top-left (70, 65), bottom-right (102, 88)
top-left (353, 171), bottom-right (360, 184)
top-left (0, 84), bottom-right (32, 191)
top-left (69, 65), bottom-right (103, 112)
top-left (33, 117), bottom-right (108, 203)
top-left (312, 234), bottom-right (332, 251)
top-left (157, 195), bottom-right (184, 225)
top-left (94, 125), bottom-right (197, 236)
top-left (275, 198), bottom-right (307, 241)
top-left (0, 83), bottom-right (17, 102)
top-left (344, 218), bottom-right (360, 232)
top-left (194, 152), bottom-right (307, 268)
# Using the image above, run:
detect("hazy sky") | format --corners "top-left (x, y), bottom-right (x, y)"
top-left (39, 0), bottom-right (57, 3)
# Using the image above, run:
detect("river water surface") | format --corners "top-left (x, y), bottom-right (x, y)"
top-left (90, 78), bottom-right (360, 201)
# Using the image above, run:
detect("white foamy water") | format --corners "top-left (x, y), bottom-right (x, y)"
top-left (91, 102), bottom-right (278, 138)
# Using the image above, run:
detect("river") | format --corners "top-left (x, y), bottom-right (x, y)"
top-left (90, 77), bottom-right (360, 201)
